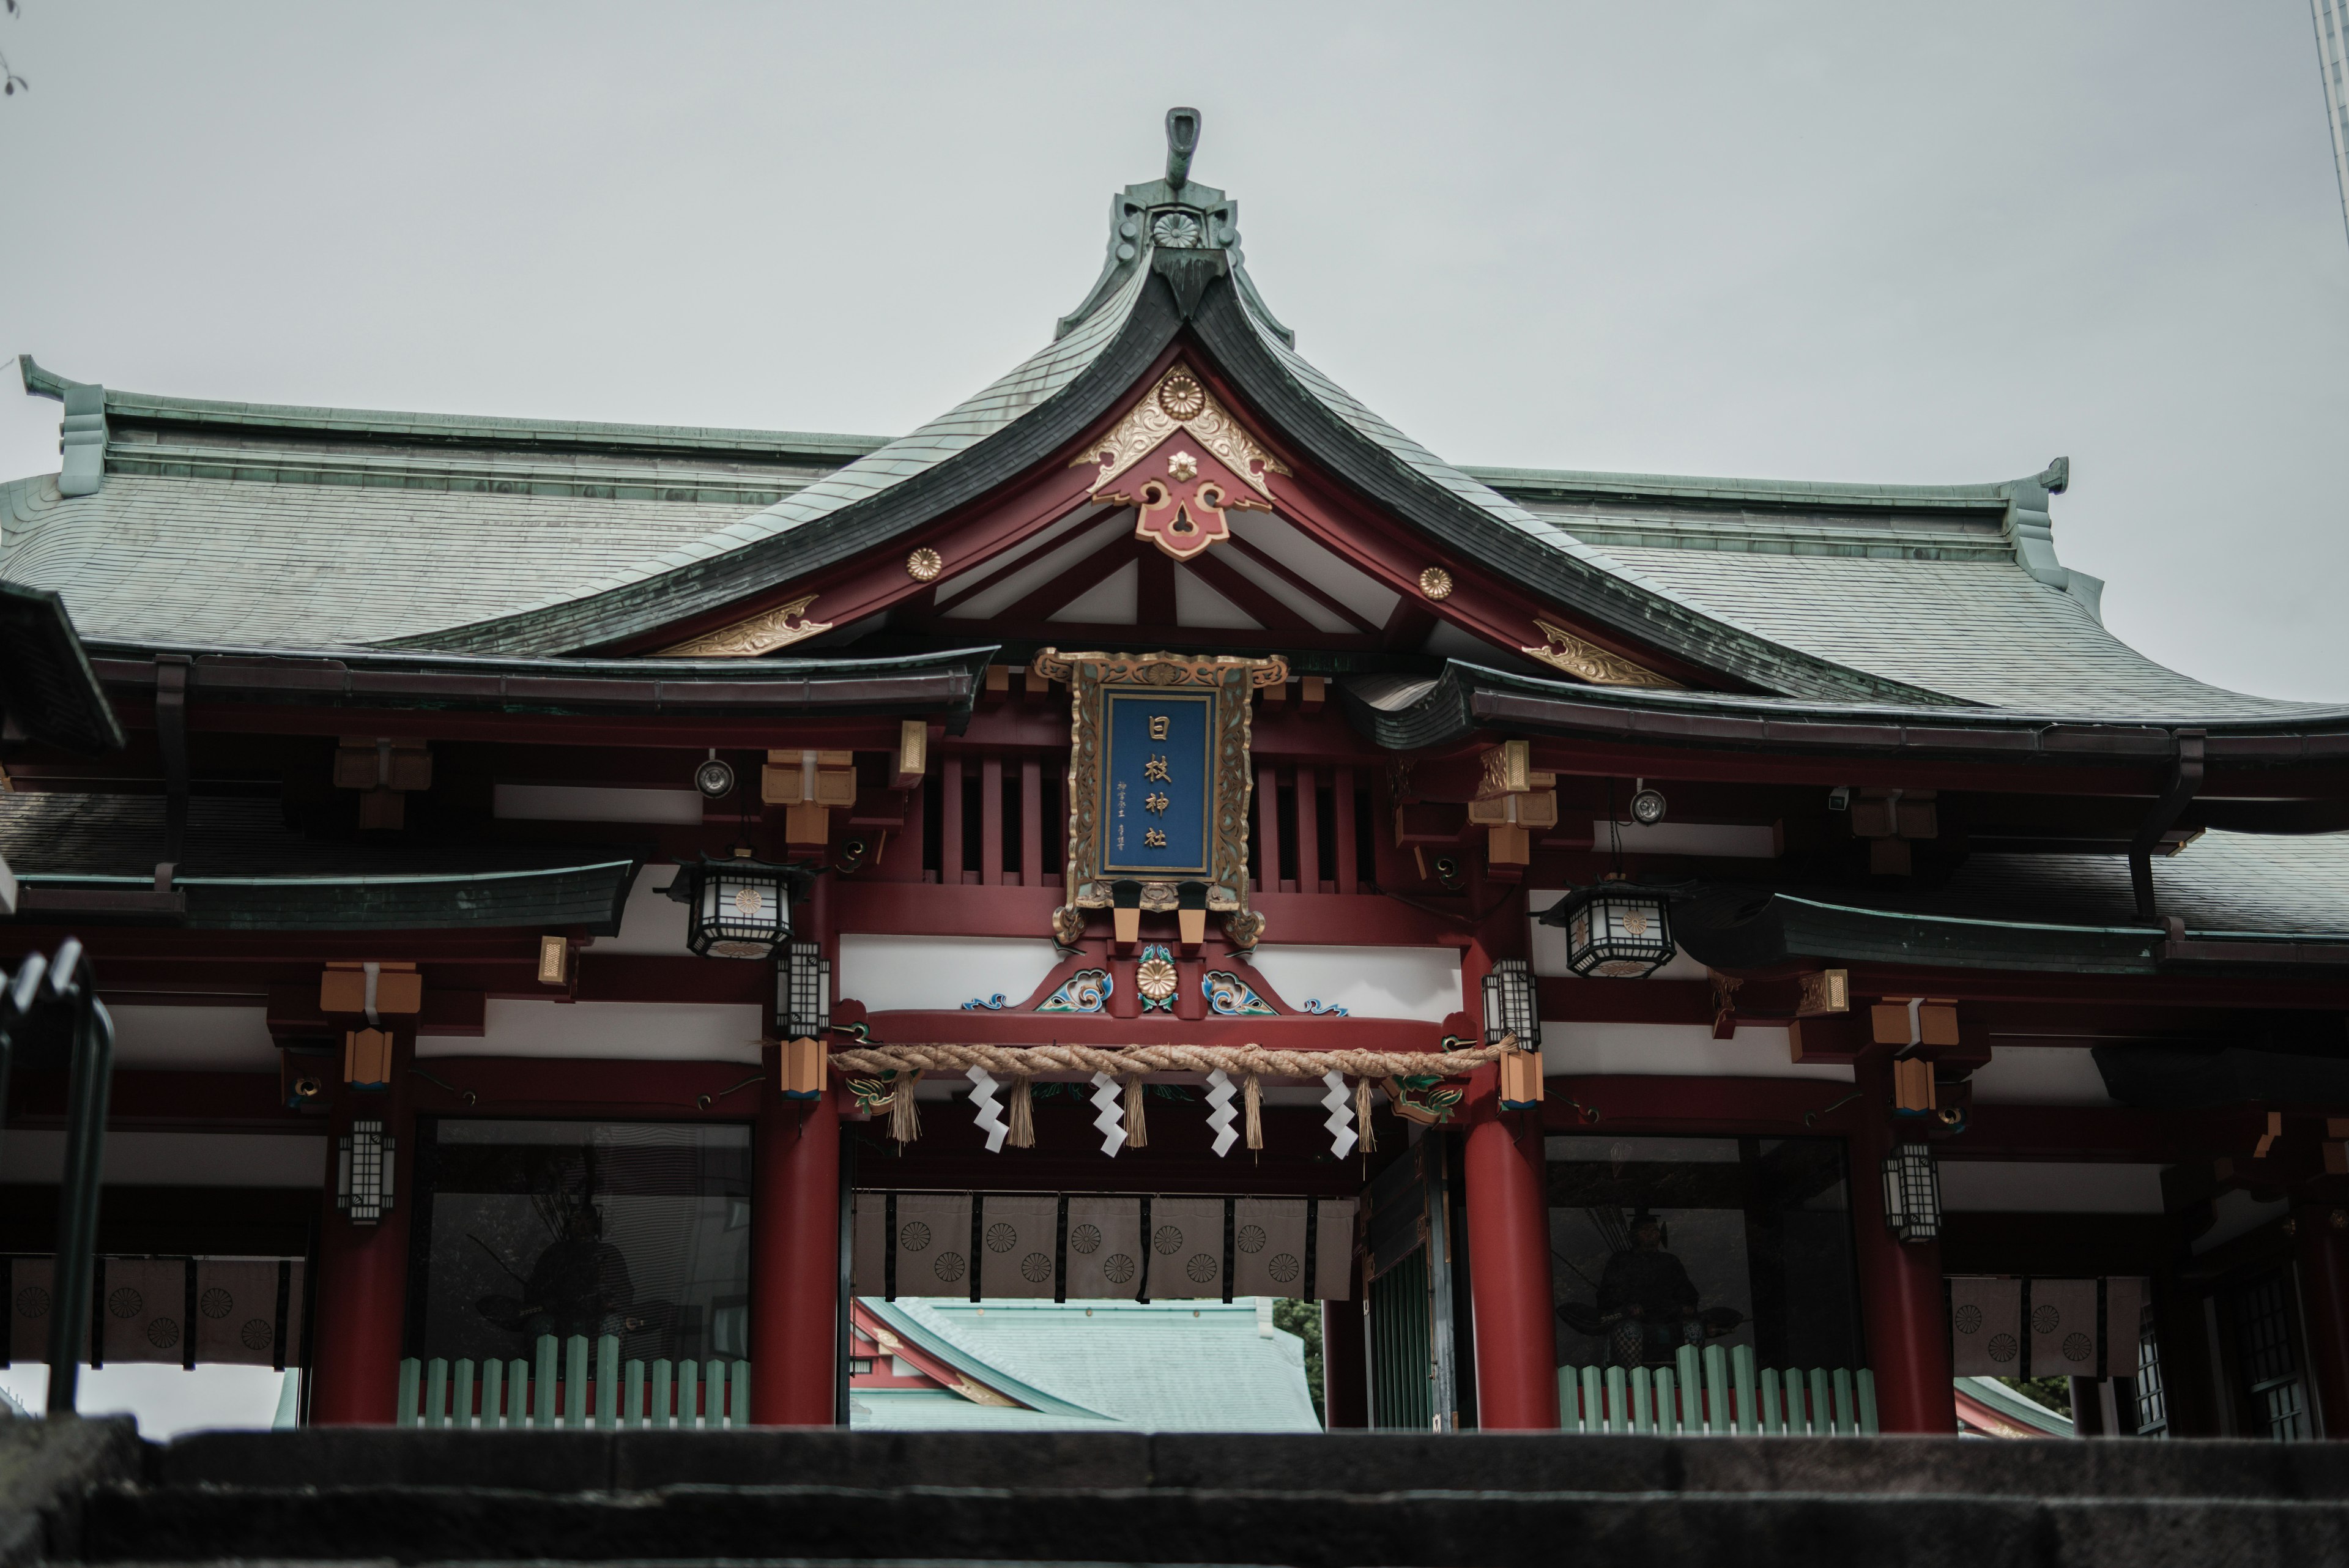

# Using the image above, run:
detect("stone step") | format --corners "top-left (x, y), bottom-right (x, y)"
top-left (76, 1481), bottom-right (2349, 1568)
top-left (140, 1428), bottom-right (2349, 1503)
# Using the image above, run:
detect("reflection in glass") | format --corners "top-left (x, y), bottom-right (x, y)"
top-left (406, 1120), bottom-right (752, 1365)
top-left (1547, 1134), bottom-right (1862, 1373)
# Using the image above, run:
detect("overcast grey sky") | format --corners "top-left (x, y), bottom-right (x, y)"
top-left (2, 2), bottom-right (2344, 698)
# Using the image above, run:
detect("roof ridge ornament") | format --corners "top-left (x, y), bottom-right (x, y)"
top-left (1055, 110), bottom-right (1295, 348)
top-left (1165, 107), bottom-right (1199, 190)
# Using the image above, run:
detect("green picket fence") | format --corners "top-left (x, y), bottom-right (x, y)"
top-left (397, 1334), bottom-right (751, 1429)
top-left (1559, 1343), bottom-right (1876, 1436)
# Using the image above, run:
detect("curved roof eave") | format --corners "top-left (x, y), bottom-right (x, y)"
top-left (384, 260), bottom-right (1954, 707)
top-left (1342, 660), bottom-right (2349, 756)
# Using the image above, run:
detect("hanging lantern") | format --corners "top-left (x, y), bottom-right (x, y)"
top-left (774, 942), bottom-right (833, 1100)
top-left (683, 855), bottom-right (796, 960)
top-left (1540, 884), bottom-right (1677, 978)
top-left (1881, 1142), bottom-right (1941, 1244)
top-left (1481, 958), bottom-right (1541, 1052)
top-left (336, 1117), bottom-right (395, 1225)
top-left (781, 940), bottom-right (831, 1038)
top-left (1483, 959), bottom-right (1545, 1110)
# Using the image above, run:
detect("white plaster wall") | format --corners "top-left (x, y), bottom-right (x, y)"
top-left (1968, 1046), bottom-right (2118, 1106)
top-left (837, 935), bottom-right (1067, 1014)
top-left (0, 1131), bottom-right (324, 1187)
top-left (1245, 945), bottom-right (1462, 1022)
top-left (1526, 891), bottom-right (1709, 980)
top-left (1939, 1161), bottom-right (2166, 1213)
top-left (1539, 1022), bottom-right (1854, 1082)
top-left (108, 1006), bottom-right (278, 1071)
top-left (416, 999), bottom-right (763, 1063)
top-left (592, 864), bottom-right (692, 956)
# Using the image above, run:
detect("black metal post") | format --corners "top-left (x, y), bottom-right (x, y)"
top-left (46, 959), bottom-right (114, 1416)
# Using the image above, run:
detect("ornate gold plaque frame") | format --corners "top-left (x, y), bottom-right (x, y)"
top-left (1033, 648), bottom-right (1287, 947)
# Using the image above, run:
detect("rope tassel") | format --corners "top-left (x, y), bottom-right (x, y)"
top-left (1354, 1076), bottom-right (1378, 1154)
top-left (1243, 1072), bottom-right (1263, 1151)
top-left (888, 1070), bottom-right (924, 1145)
top-left (1123, 1075), bottom-right (1149, 1150)
top-left (1008, 1074), bottom-right (1036, 1149)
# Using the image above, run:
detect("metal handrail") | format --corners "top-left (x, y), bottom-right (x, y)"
top-left (0, 937), bottom-right (118, 1416)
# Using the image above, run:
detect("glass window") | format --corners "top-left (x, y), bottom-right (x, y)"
top-left (2232, 1273), bottom-right (2311, 1442)
top-left (405, 1120), bottom-right (752, 1365)
top-left (2133, 1300), bottom-right (2167, 1437)
top-left (1546, 1134), bottom-right (1863, 1373)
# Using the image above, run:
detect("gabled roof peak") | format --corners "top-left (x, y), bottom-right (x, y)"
top-left (1056, 109), bottom-right (1294, 347)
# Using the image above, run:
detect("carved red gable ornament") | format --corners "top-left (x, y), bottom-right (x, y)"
top-left (1074, 366), bottom-right (1291, 562)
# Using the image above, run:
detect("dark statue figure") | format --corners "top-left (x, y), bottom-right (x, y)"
top-left (1598, 1214), bottom-right (1704, 1367)
top-left (470, 1148), bottom-right (675, 1349)
top-left (1559, 1210), bottom-right (1743, 1368)
top-left (473, 1202), bottom-right (637, 1342)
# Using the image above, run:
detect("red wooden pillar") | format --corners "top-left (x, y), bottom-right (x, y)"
top-left (752, 1074), bottom-right (842, 1425)
top-left (307, 1031), bottom-right (416, 1425)
top-left (752, 869), bottom-right (842, 1425)
top-left (1463, 1088), bottom-right (1560, 1430)
top-left (1850, 1053), bottom-right (1955, 1434)
top-left (2294, 1203), bottom-right (2349, 1438)
top-left (1321, 1296), bottom-right (1369, 1428)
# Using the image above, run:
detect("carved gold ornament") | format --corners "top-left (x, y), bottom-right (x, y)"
top-left (1135, 953), bottom-right (1179, 1004)
top-left (906, 548), bottom-right (944, 582)
top-left (1076, 365), bottom-right (1290, 501)
top-left (1419, 567), bottom-right (1454, 601)
top-left (1157, 368), bottom-right (1209, 421)
top-left (1521, 619), bottom-right (1679, 689)
top-left (656, 594), bottom-right (834, 658)
top-left (1167, 450), bottom-right (1198, 482)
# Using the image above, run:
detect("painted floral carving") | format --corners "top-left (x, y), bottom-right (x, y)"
top-left (1036, 968), bottom-right (1111, 1014)
top-left (1203, 970), bottom-right (1277, 1017)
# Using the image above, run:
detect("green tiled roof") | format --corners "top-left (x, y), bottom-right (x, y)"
top-left (1584, 548), bottom-right (2302, 715)
top-left (388, 264), bottom-right (1160, 654)
top-left (0, 139), bottom-right (2317, 723)
top-left (1957, 1376), bottom-right (2073, 1437)
top-left (2, 472), bottom-right (809, 648)
top-left (856, 1298), bottom-right (1320, 1433)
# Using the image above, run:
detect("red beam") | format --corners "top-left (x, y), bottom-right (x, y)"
top-left (1536, 978), bottom-right (1713, 1025)
top-left (1953, 1103), bottom-right (2271, 1164)
top-left (576, 956), bottom-right (770, 1006)
top-left (858, 1010), bottom-right (1457, 1053)
top-left (829, 880), bottom-right (1472, 948)
top-left (9, 1069), bottom-right (309, 1133)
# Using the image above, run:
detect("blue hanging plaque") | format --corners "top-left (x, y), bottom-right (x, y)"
top-left (1033, 648), bottom-right (1287, 949)
top-left (1100, 689), bottom-right (1214, 876)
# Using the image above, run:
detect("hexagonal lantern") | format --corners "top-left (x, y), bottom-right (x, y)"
top-left (1539, 883), bottom-right (1677, 979)
top-left (683, 855), bottom-right (796, 960)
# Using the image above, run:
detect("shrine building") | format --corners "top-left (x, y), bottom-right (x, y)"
top-left (4, 108), bottom-right (2348, 1441)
